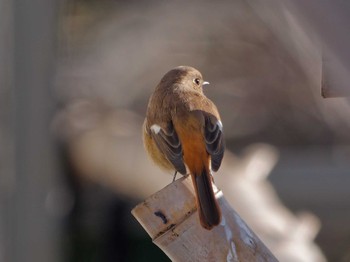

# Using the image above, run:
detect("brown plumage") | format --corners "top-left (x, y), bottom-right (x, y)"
top-left (143, 66), bottom-right (225, 230)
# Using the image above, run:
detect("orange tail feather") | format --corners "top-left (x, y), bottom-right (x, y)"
top-left (191, 169), bottom-right (221, 230)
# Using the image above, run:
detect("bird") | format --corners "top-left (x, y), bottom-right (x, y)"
top-left (143, 66), bottom-right (225, 230)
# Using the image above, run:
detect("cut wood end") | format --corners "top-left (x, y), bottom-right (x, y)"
top-left (131, 175), bottom-right (221, 239)
top-left (131, 175), bottom-right (196, 239)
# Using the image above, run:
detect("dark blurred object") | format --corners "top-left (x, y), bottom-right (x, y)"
top-left (61, 145), bottom-right (168, 262)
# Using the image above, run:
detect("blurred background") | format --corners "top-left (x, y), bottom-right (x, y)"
top-left (1, 0), bottom-right (350, 261)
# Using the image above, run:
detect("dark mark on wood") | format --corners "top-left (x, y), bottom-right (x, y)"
top-left (153, 223), bottom-right (176, 239)
top-left (172, 229), bottom-right (179, 237)
top-left (154, 211), bottom-right (168, 224)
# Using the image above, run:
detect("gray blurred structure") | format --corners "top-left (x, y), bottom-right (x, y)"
top-left (0, 0), bottom-right (14, 261)
top-left (1, 0), bottom-right (63, 261)
top-left (249, 0), bottom-right (350, 98)
top-left (290, 0), bottom-right (350, 98)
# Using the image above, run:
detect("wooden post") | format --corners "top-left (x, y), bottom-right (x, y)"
top-left (132, 175), bottom-right (278, 262)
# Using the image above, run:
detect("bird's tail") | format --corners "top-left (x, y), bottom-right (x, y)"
top-left (191, 168), bottom-right (221, 230)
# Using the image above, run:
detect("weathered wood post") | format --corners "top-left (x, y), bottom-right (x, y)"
top-left (132, 175), bottom-right (278, 261)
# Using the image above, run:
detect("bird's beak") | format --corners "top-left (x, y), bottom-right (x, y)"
top-left (202, 81), bottom-right (210, 86)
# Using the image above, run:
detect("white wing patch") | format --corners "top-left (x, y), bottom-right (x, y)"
top-left (217, 120), bottom-right (223, 131)
top-left (150, 124), bottom-right (161, 134)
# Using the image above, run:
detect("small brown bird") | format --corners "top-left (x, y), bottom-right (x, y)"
top-left (143, 66), bottom-right (225, 230)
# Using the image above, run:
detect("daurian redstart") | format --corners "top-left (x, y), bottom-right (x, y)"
top-left (143, 66), bottom-right (225, 230)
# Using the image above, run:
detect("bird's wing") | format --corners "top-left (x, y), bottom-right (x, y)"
top-left (204, 115), bottom-right (225, 172)
top-left (150, 122), bottom-right (187, 174)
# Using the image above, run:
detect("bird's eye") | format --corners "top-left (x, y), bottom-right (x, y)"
top-left (193, 78), bottom-right (200, 85)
